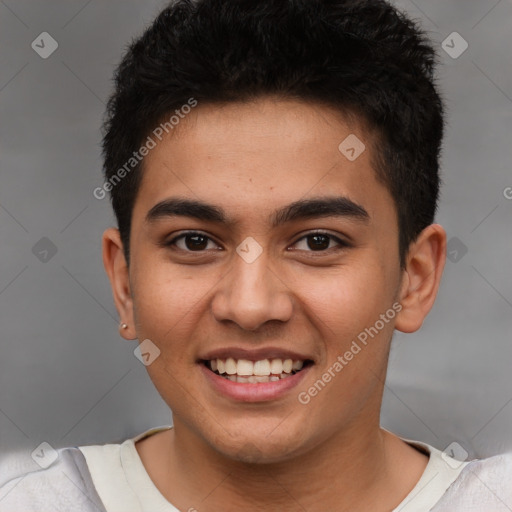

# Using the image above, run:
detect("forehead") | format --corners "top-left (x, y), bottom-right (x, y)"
top-left (132, 98), bottom-right (396, 230)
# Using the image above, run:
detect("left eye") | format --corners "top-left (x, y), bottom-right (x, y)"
top-left (291, 232), bottom-right (345, 252)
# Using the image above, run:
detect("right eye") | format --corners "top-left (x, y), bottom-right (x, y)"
top-left (165, 231), bottom-right (222, 252)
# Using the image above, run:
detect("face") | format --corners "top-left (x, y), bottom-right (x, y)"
top-left (112, 98), bottom-right (407, 462)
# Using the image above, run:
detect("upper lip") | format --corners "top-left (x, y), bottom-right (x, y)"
top-left (199, 347), bottom-right (314, 363)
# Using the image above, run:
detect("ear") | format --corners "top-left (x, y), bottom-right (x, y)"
top-left (102, 227), bottom-right (137, 340)
top-left (395, 224), bottom-right (447, 333)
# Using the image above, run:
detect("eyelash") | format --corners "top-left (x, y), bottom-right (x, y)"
top-left (164, 230), bottom-right (349, 254)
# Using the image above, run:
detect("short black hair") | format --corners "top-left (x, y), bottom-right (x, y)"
top-left (101, 0), bottom-right (444, 267)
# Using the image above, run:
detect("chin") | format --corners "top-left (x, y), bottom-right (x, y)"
top-left (202, 421), bottom-right (311, 465)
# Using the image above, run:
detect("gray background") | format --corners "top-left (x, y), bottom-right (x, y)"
top-left (0, 0), bottom-right (511, 462)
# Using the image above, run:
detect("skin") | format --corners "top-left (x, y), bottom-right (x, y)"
top-left (103, 97), bottom-right (446, 511)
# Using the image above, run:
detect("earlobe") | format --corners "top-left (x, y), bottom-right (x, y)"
top-left (102, 228), bottom-right (137, 340)
top-left (394, 224), bottom-right (447, 333)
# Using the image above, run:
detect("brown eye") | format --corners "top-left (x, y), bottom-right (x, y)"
top-left (291, 231), bottom-right (347, 252)
top-left (183, 234), bottom-right (209, 250)
top-left (167, 232), bottom-right (220, 252)
top-left (307, 234), bottom-right (330, 251)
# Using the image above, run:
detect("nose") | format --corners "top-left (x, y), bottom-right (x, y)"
top-left (211, 248), bottom-right (293, 332)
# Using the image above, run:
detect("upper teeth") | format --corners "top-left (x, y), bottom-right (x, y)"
top-left (210, 358), bottom-right (304, 376)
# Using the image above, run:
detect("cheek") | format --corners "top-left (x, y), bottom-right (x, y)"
top-left (131, 268), bottom-right (202, 355)
top-left (133, 251), bottom-right (214, 319)
top-left (296, 265), bottom-right (388, 339)
top-left (130, 275), bottom-right (199, 403)
top-left (296, 270), bottom-right (393, 418)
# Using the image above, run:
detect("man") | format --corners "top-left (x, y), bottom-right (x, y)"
top-left (1, 1), bottom-right (510, 510)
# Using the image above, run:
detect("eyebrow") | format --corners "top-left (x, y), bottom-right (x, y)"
top-left (145, 196), bottom-right (370, 227)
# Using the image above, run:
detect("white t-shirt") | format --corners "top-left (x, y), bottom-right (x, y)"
top-left (1, 425), bottom-right (511, 511)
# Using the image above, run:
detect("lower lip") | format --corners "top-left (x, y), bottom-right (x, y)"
top-left (200, 363), bottom-right (312, 402)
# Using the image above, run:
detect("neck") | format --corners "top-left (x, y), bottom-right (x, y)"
top-left (142, 418), bottom-right (427, 512)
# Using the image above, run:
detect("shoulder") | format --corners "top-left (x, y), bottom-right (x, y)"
top-left (0, 446), bottom-right (106, 512)
top-left (432, 452), bottom-right (512, 511)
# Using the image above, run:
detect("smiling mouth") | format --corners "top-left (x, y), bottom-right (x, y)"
top-left (201, 357), bottom-right (313, 383)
